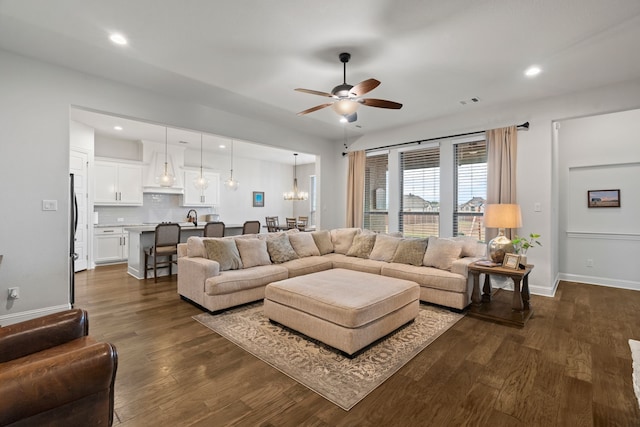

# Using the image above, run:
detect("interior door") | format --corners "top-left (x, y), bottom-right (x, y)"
top-left (70, 150), bottom-right (89, 271)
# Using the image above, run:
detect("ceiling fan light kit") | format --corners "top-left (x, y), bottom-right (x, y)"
top-left (295, 52), bottom-right (402, 122)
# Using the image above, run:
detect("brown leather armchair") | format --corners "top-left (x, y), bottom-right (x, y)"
top-left (0, 309), bottom-right (118, 426)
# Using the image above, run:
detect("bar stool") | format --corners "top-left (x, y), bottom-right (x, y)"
top-left (144, 223), bottom-right (180, 282)
top-left (242, 220), bottom-right (261, 234)
top-left (204, 221), bottom-right (225, 237)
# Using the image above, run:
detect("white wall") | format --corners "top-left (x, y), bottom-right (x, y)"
top-left (349, 78), bottom-right (640, 297)
top-left (557, 109), bottom-right (640, 290)
top-left (0, 48), bottom-right (340, 323)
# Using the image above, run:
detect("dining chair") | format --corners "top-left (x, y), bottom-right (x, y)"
top-left (242, 220), bottom-right (261, 235)
top-left (144, 222), bottom-right (180, 282)
top-left (204, 221), bottom-right (225, 237)
top-left (286, 217), bottom-right (297, 229)
top-left (297, 216), bottom-right (308, 231)
top-left (265, 216), bottom-right (279, 232)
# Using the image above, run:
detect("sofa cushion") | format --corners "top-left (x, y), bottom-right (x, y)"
top-left (330, 254), bottom-right (388, 275)
top-left (205, 265), bottom-right (289, 296)
top-left (330, 228), bottom-right (360, 254)
top-left (346, 233), bottom-right (376, 259)
top-left (423, 236), bottom-right (463, 270)
top-left (288, 233), bottom-right (321, 258)
top-left (280, 256), bottom-right (333, 278)
top-left (369, 234), bottom-right (402, 262)
top-left (235, 238), bottom-right (271, 268)
top-left (381, 263), bottom-right (467, 293)
top-left (266, 233), bottom-right (299, 263)
top-left (392, 238), bottom-right (428, 266)
top-left (311, 230), bottom-right (333, 255)
top-left (203, 238), bottom-right (243, 271)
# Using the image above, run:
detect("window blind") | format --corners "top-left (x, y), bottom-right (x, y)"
top-left (400, 146), bottom-right (440, 237)
top-left (364, 153), bottom-right (388, 233)
top-left (454, 140), bottom-right (487, 240)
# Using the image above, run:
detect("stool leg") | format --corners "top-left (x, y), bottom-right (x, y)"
top-left (154, 253), bottom-right (158, 283)
top-left (144, 252), bottom-right (148, 280)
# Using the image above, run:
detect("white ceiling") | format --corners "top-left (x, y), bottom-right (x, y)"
top-left (3, 0), bottom-right (640, 144)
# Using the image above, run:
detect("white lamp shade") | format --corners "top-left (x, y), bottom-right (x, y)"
top-left (484, 204), bottom-right (522, 229)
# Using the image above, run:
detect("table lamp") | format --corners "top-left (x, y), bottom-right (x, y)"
top-left (483, 203), bottom-right (522, 263)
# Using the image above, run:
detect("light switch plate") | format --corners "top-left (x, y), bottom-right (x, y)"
top-left (42, 200), bottom-right (58, 211)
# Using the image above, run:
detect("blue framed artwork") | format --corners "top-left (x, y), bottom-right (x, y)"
top-left (253, 191), bottom-right (264, 207)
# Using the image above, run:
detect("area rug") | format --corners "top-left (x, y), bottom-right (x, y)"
top-left (630, 339), bottom-right (640, 409)
top-left (193, 302), bottom-right (463, 410)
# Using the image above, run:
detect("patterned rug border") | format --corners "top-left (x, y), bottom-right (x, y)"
top-left (193, 302), bottom-right (463, 410)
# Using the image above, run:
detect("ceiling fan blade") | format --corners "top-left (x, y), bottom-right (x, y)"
top-left (294, 88), bottom-right (335, 98)
top-left (360, 98), bottom-right (403, 109)
top-left (297, 103), bottom-right (333, 115)
top-left (349, 78), bottom-right (380, 97)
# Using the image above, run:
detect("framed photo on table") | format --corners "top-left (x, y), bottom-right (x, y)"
top-left (252, 191), bottom-right (264, 207)
top-left (503, 253), bottom-right (521, 270)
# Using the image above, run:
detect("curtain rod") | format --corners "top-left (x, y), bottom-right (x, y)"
top-left (342, 121), bottom-right (529, 156)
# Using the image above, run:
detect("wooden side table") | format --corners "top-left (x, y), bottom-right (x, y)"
top-left (467, 263), bottom-right (534, 327)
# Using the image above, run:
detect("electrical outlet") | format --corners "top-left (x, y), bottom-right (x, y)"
top-left (8, 287), bottom-right (19, 299)
top-left (42, 200), bottom-right (58, 211)
top-left (586, 259), bottom-right (594, 267)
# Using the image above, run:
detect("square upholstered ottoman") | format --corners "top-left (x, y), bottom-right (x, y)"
top-left (264, 268), bottom-right (420, 356)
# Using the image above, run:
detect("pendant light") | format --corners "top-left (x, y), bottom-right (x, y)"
top-left (193, 134), bottom-right (209, 190)
top-left (224, 139), bottom-right (239, 191)
top-left (156, 127), bottom-right (175, 187)
top-left (283, 153), bottom-right (308, 200)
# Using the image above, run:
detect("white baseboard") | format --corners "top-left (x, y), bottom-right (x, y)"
top-left (558, 273), bottom-right (640, 292)
top-left (0, 304), bottom-right (71, 326)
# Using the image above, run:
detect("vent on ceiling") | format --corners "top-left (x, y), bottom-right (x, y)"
top-left (459, 97), bottom-right (481, 105)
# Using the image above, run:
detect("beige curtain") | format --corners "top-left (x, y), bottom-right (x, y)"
top-left (486, 125), bottom-right (518, 239)
top-left (346, 150), bottom-right (366, 228)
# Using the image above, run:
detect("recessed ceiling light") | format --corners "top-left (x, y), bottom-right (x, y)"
top-left (219, 144), bottom-right (226, 149)
top-left (109, 33), bottom-right (128, 45)
top-left (525, 66), bottom-right (542, 77)
top-left (113, 125), bottom-right (123, 131)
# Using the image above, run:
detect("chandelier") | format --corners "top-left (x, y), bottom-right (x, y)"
top-left (283, 153), bottom-right (308, 201)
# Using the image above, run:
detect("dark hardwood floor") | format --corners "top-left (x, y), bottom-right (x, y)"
top-left (75, 264), bottom-right (640, 426)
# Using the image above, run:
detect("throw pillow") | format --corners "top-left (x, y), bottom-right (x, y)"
top-left (311, 230), bottom-right (334, 255)
top-left (288, 232), bottom-right (321, 257)
top-left (346, 233), bottom-right (377, 259)
top-left (423, 236), bottom-right (463, 270)
top-left (203, 238), bottom-right (243, 271)
top-left (330, 228), bottom-right (360, 254)
top-left (266, 233), bottom-right (299, 263)
top-left (369, 234), bottom-right (403, 262)
top-left (235, 238), bottom-right (271, 268)
top-left (452, 236), bottom-right (480, 257)
top-left (391, 238), bottom-right (428, 266)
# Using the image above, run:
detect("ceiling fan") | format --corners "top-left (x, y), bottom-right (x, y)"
top-left (295, 52), bottom-right (403, 123)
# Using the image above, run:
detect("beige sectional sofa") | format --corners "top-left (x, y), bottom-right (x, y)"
top-left (177, 228), bottom-right (486, 313)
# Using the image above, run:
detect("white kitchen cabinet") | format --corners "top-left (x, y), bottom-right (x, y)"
top-left (94, 227), bottom-right (128, 264)
top-left (94, 160), bottom-right (143, 205)
top-left (181, 170), bottom-right (220, 206)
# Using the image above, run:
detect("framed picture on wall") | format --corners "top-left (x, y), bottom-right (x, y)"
top-left (587, 189), bottom-right (620, 208)
top-left (253, 191), bottom-right (264, 207)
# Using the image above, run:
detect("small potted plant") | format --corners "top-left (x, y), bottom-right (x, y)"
top-left (512, 233), bottom-right (541, 265)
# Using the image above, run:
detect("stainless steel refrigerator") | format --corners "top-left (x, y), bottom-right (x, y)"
top-left (70, 173), bottom-right (78, 307)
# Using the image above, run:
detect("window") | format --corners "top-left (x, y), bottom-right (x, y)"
top-left (309, 175), bottom-right (317, 226)
top-left (364, 153), bottom-right (388, 232)
top-left (400, 146), bottom-right (440, 237)
top-left (454, 140), bottom-right (487, 241)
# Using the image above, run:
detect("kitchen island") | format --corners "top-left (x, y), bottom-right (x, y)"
top-left (125, 223), bottom-right (244, 279)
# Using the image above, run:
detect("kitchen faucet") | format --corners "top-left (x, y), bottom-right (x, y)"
top-left (186, 209), bottom-right (198, 226)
